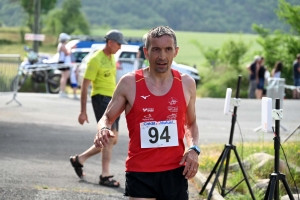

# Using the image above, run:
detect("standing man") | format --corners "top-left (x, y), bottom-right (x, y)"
top-left (135, 34), bottom-right (147, 70)
top-left (293, 54), bottom-right (300, 99)
top-left (94, 26), bottom-right (200, 200)
top-left (247, 55), bottom-right (261, 99)
top-left (255, 56), bottom-right (266, 99)
top-left (70, 30), bottom-right (127, 187)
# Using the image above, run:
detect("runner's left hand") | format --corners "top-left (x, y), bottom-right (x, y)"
top-left (180, 150), bottom-right (199, 179)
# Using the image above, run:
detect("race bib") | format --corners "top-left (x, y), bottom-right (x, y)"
top-left (140, 120), bottom-right (179, 148)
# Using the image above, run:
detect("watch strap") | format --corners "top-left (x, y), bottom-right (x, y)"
top-left (188, 145), bottom-right (200, 155)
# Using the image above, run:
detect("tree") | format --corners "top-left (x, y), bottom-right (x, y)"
top-left (190, 40), bottom-right (220, 69)
top-left (276, 0), bottom-right (300, 35)
top-left (252, 0), bottom-right (300, 90)
top-left (44, 0), bottom-right (90, 36)
top-left (219, 39), bottom-right (250, 72)
top-left (20, 0), bottom-right (57, 31)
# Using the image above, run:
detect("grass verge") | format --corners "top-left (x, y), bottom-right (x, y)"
top-left (198, 140), bottom-right (300, 199)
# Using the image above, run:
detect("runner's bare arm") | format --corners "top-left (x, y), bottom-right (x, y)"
top-left (94, 74), bottom-right (134, 148)
top-left (180, 74), bottom-right (199, 179)
top-left (183, 74), bottom-right (199, 147)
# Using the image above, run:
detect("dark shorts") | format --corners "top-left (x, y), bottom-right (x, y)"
top-left (294, 78), bottom-right (300, 87)
top-left (91, 94), bottom-right (120, 131)
top-left (124, 166), bottom-right (188, 200)
top-left (70, 83), bottom-right (78, 88)
top-left (257, 78), bottom-right (264, 89)
top-left (58, 61), bottom-right (70, 71)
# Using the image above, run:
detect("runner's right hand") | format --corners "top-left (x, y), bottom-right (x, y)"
top-left (78, 112), bottom-right (89, 125)
top-left (94, 128), bottom-right (115, 148)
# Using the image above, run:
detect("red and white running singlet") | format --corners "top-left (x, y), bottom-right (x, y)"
top-left (125, 69), bottom-right (187, 172)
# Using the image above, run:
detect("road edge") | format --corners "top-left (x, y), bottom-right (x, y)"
top-left (192, 171), bottom-right (225, 200)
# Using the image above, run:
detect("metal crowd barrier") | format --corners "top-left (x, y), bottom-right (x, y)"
top-left (0, 54), bottom-right (22, 106)
top-left (266, 78), bottom-right (300, 108)
top-left (266, 78), bottom-right (285, 109)
top-left (18, 62), bottom-right (73, 94)
top-left (266, 78), bottom-right (300, 132)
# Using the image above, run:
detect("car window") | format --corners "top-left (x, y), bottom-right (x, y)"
top-left (119, 52), bottom-right (136, 59)
top-left (71, 51), bottom-right (90, 63)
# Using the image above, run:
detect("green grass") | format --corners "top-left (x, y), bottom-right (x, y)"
top-left (198, 140), bottom-right (300, 199)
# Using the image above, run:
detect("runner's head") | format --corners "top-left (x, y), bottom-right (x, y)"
top-left (144, 26), bottom-right (177, 50)
top-left (144, 26), bottom-right (179, 73)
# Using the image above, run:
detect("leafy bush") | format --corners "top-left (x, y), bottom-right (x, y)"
top-left (0, 39), bottom-right (13, 44)
top-left (195, 38), bottom-right (250, 98)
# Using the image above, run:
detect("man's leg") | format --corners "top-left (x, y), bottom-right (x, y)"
top-left (256, 89), bottom-right (263, 99)
top-left (91, 94), bottom-right (120, 186)
top-left (70, 94), bottom-right (104, 178)
top-left (248, 80), bottom-right (256, 99)
top-left (70, 145), bottom-right (101, 178)
top-left (293, 79), bottom-right (300, 99)
top-left (71, 145), bottom-right (101, 166)
top-left (295, 79), bottom-right (300, 99)
top-left (101, 129), bottom-right (118, 177)
top-left (296, 89), bottom-right (300, 99)
top-left (100, 116), bottom-right (120, 186)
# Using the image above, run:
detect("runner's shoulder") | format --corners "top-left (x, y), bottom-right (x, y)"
top-left (118, 72), bottom-right (136, 87)
top-left (180, 73), bottom-right (196, 88)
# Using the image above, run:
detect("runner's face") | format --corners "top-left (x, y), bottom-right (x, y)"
top-left (144, 35), bottom-right (178, 73)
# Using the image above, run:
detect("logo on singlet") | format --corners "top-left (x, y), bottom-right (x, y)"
top-left (168, 97), bottom-right (178, 105)
top-left (167, 113), bottom-right (177, 120)
top-left (141, 95), bottom-right (150, 99)
top-left (167, 106), bottom-right (178, 112)
top-left (143, 108), bottom-right (154, 112)
top-left (143, 114), bottom-right (154, 121)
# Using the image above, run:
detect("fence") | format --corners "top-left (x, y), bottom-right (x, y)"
top-left (266, 78), bottom-right (285, 109)
top-left (254, 77), bottom-right (299, 133)
top-left (0, 54), bottom-right (21, 106)
top-left (266, 78), bottom-right (300, 108)
top-left (19, 62), bottom-right (72, 94)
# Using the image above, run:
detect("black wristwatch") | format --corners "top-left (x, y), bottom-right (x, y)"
top-left (188, 145), bottom-right (201, 155)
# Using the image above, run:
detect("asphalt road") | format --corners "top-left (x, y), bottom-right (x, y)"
top-left (0, 93), bottom-right (299, 200)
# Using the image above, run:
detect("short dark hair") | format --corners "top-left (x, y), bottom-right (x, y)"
top-left (275, 61), bottom-right (283, 72)
top-left (145, 26), bottom-right (177, 49)
top-left (297, 54), bottom-right (300, 59)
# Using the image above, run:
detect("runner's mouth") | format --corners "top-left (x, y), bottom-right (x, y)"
top-left (156, 62), bottom-right (168, 66)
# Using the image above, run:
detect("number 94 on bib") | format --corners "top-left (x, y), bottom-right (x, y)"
top-left (140, 120), bottom-right (179, 148)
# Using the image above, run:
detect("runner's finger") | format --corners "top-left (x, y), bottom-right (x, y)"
top-left (102, 131), bottom-right (110, 145)
top-left (183, 162), bottom-right (191, 176)
top-left (186, 167), bottom-right (197, 179)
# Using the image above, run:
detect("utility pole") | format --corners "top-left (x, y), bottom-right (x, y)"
top-left (33, 0), bottom-right (40, 53)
